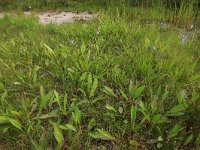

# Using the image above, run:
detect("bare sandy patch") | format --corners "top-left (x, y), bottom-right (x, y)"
top-left (0, 11), bottom-right (97, 25)
top-left (24, 11), bottom-right (97, 25)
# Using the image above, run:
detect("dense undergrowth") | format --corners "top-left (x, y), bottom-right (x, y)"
top-left (0, 0), bottom-right (200, 149)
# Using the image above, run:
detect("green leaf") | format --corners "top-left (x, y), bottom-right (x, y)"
top-left (120, 89), bottom-right (128, 101)
top-left (65, 124), bottom-right (77, 132)
top-left (158, 136), bottom-right (163, 142)
top-left (39, 109), bottom-right (59, 119)
top-left (53, 123), bottom-right (64, 145)
top-left (72, 108), bottom-right (81, 124)
top-left (91, 96), bottom-right (106, 104)
top-left (89, 129), bottom-right (115, 140)
top-left (105, 105), bottom-right (116, 113)
top-left (88, 118), bottom-right (96, 130)
top-left (81, 42), bottom-right (86, 54)
top-left (103, 86), bottom-right (117, 98)
top-left (0, 116), bottom-right (9, 125)
top-left (43, 43), bottom-right (54, 55)
top-left (39, 90), bottom-right (54, 112)
top-left (54, 90), bottom-right (61, 108)
top-left (131, 104), bottom-right (137, 129)
top-left (8, 118), bottom-right (23, 131)
top-left (80, 72), bottom-right (87, 81)
top-left (152, 114), bottom-right (170, 125)
top-left (59, 124), bottom-right (77, 132)
top-left (131, 86), bottom-right (145, 99)
top-left (184, 134), bottom-right (193, 146)
top-left (39, 85), bottom-right (45, 100)
top-left (89, 78), bottom-right (98, 98)
top-left (87, 73), bottom-right (93, 93)
top-left (129, 140), bottom-right (138, 146)
top-left (118, 107), bottom-right (123, 114)
top-left (168, 124), bottom-right (183, 139)
top-left (167, 104), bottom-right (187, 116)
top-left (63, 94), bottom-right (68, 115)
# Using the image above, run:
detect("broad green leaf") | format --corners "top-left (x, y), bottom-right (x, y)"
top-left (97, 129), bottom-right (115, 140)
top-left (80, 72), bottom-right (87, 81)
top-left (79, 88), bottom-right (87, 97)
top-left (54, 90), bottom-right (61, 108)
top-left (89, 78), bottom-right (98, 98)
top-left (65, 124), bottom-right (77, 132)
top-left (63, 94), bottom-right (68, 115)
top-left (118, 107), bottom-right (123, 114)
top-left (120, 89), bottom-right (128, 101)
top-left (40, 85), bottom-right (45, 100)
top-left (59, 124), bottom-right (77, 132)
top-left (72, 108), bottom-right (81, 124)
top-left (39, 90), bottom-right (54, 112)
top-left (53, 123), bottom-right (64, 145)
top-left (129, 140), bottom-right (138, 146)
top-left (131, 86), bottom-right (145, 99)
top-left (89, 129), bottom-right (115, 140)
top-left (184, 134), bottom-right (193, 146)
top-left (39, 109), bottom-right (59, 119)
top-left (167, 104), bottom-right (187, 116)
top-left (105, 105), bottom-right (116, 113)
top-left (8, 118), bottom-right (23, 131)
top-left (81, 42), bottom-right (86, 54)
top-left (152, 114), bottom-right (170, 125)
top-left (161, 89), bottom-right (169, 102)
top-left (158, 136), bottom-right (163, 142)
top-left (103, 86), bottom-right (117, 98)
top-left (43, 43), bottom-right (54, 55)
top-left (168, 124), bottom-right (183, 139)
top-left (87, 73), bottom-right (93, 93)
top-left (131, 104), bottom-right (137, 129)
top-left (91, 96), bottom-right (106, 104)
top-left (0, 116), bottom-right (9, 125)
top-left (10, 110), bottom-right (22, 117)
top-left (88, 118), bottom-right (96, 130)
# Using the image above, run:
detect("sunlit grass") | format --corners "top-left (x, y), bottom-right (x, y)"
top-left (0, 1), bottom-right (200, 149)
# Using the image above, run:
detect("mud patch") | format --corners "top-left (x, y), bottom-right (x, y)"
top-left (26, 11), bottom-right (97, 25)
top-left (0, 11), bottom-right (97, 25)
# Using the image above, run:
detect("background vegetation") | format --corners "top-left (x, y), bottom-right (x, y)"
top-left (0, 0), bottom-right (200, 149)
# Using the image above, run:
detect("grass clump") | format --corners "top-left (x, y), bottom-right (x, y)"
top-left (0, 1), bottom-right (200, 150)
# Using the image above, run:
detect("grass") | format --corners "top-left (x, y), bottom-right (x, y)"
top-left (0, 0), bottom-right (200, 149)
